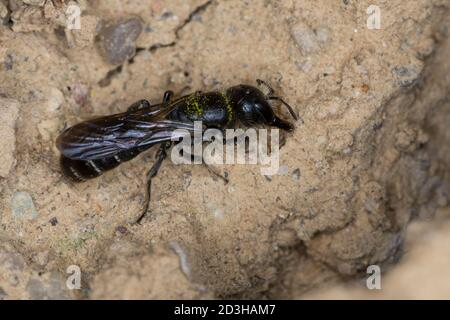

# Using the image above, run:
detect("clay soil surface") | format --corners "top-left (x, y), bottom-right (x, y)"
top-left (0, 0), bottom-right (449, 299)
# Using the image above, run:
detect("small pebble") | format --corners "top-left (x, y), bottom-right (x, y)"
top-left (170, 242), bottom-right (192, 278)
top-left (46, 88), bottom-right (64, 113)
top-left (292, 168), bottom-right (301, 180)
top-left (26, 273), bottom-right (71, 300)
top-left (0, 287), bottom-right (7, 300)
top-left (160, 11), bottom-right (174, 20)
top-left (97, 17), bottom-right (143, 65)
top-left (22, 0), bottom-right (46, 6)
top-left (0, 2), bottom-right (8, 21)
top-left (277, 165), bottom-right (289, 175)
top-left (0, 98), bottom-right (19, 178)
top-left (291, 23), bottom-right (329, 54)
top-left (392, 65), bottom-right (421, 88)
top-left (4, 54), bottom-right (13, 70)
top-left (26, 279), bottom-right (46, 299)
top-left (326, 130), bottom-right (354, 154)
top-left (116, 226), bottom-right (128, 234)
top-left (11, 192), bottom-right (38, 220)
top-left (49, 217), bottom-right (58, 226)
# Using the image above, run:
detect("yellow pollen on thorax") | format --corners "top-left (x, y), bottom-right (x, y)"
top-left (186, 93), bottom-right (204, 116)
top-left (222, 92), bottom-right (233, 124)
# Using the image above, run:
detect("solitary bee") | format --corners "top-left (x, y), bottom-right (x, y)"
top-left (57, 80), bottom-right (299, 223)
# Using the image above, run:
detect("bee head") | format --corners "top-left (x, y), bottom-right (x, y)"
top-left (226, 84), bottom-right (297, 131)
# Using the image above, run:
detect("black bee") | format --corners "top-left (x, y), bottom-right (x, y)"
top-left (57, 80), bottom-right (299, 223)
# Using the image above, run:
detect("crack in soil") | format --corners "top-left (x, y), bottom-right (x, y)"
top-left (174, 0), bottom-right (213, 38)
top-left (97, 0), bottom-right (214, 87)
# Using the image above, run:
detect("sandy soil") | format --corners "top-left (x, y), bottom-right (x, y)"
top-left (0, 0), bottom-right (449, 299)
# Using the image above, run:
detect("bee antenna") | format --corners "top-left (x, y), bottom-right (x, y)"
top-left (256, 79), bottom-right (275, 96)
top-left (268, 96), bottom-right (301, 123)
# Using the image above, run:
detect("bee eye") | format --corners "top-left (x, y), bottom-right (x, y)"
top-left (245, 89), bottom-right (251, 95)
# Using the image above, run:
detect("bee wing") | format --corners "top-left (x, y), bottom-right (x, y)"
top-left (57, 111), bottom-right (201, 160)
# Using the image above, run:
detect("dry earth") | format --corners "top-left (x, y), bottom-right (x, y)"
top-left (0, 0), bottom-right (449, 299)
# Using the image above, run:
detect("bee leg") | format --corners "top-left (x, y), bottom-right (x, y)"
top-left (267, 96), bottom-right (302, 123)
top-left (185, 142), bottom-right (229, 184)
top-left (163, 90), bottom-right (174, 103)
top-left (203, 162), bottom-right (229, 184)
top-left (135, 142), bottom-right (171, 224)
top-left (127, 99), bottom-right (151, 112)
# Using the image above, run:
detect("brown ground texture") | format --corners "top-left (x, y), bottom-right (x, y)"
top-left (0, 0), bottom-right (449, 299)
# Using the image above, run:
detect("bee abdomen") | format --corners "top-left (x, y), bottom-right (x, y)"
top-left (60, 150), bottom-right (141, 181)
top-left (60, 156), bottom-right (113, 181)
